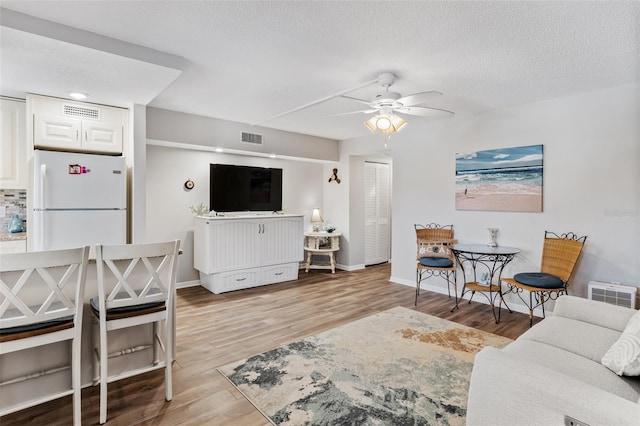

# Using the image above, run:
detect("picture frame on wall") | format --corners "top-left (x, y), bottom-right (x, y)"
top-left (455, 144), bottom-right (543, 212)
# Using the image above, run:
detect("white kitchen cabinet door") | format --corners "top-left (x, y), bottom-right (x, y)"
top-left (33, 113), bottom-right (82, 151)
top-left (0, 98), bottom-right (27, 189)
top-left (82, 119), bottom-right (122, 154)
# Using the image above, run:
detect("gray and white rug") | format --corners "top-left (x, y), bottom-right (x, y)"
top-left (218, 306), bottom-right (511, 425)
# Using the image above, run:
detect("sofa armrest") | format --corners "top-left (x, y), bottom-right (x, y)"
top-left (467, 347), bottom-right (640, 426)
top-left (553, 295), bottom-right (636, 332)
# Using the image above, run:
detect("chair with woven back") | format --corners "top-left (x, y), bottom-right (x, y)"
top-left (414, 224), bottom-right (458, 308)
top-left (0, 246), bottom-right (89, 426)
top-left (502, 231), bottom-right (587, 327)
top-left (91, 239), bottom-right (180, 424)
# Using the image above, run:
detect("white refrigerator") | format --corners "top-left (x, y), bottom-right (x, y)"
top-left (33, 150), bottom-right (127, 251)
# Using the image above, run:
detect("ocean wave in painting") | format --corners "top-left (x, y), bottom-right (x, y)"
top-left (456, 166), bottom-right (542, 194)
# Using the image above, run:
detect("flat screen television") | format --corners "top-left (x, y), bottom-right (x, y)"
top-left (210, 164), bottom-right (283, 212)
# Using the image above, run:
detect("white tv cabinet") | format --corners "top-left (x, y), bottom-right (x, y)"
top-left (193, 214), bottom-right (304, 294)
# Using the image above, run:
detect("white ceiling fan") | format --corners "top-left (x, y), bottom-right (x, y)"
top-left (336, 72), bottom-right (455, 135)
top-left (259, 72), bottom-right (453, 135)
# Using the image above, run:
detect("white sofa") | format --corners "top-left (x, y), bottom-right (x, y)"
top-left (467, 295), bottom-right (640, 425)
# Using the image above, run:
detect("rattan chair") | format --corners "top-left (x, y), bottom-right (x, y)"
top-left (92, 240), bottom-right (180, 424)
top-left (502, 231), bottom-right (587, 327)
top-left (0, 246), bottom-right (89, 426)
top-left (414, 224), bottom-right (458, 308)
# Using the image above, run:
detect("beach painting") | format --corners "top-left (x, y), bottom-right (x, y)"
top-left (456, 145), bottom-right (543, 212)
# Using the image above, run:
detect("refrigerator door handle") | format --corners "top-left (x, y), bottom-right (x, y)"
top-left (40, 163), bottom-right (47, 250)
top-left (40, 164), bottom-right (47, 209)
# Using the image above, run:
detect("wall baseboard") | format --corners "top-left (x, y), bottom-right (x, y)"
top-left (390, 276), bottom-right (545, 318)
top-left (337, 263), bottom-right (365, 272)
top-left (177, 280), bottom-right (201, 289)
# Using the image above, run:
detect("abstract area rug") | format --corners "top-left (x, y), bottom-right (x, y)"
top-left (218, 307), bottom-right (511, 425)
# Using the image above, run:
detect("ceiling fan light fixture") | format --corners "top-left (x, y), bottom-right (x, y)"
top-left (365, 114), bottom-right (407, 135)
top-left (376, 116), bottom-right (392, 130)
top-left (390, 114), bottom-right (407, 132)
top-left (364, 116), bottom-right (378, 132)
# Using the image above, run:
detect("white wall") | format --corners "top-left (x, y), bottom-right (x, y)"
top-left (147, 107), bottom-right (339, 162)
top-left (346, 83), bottom-right (639, 313)
top-left (145, 144), bottom-right (325, 283)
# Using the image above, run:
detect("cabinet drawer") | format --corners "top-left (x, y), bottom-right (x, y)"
top-left (261, 262), bottom-right (299, 284)
top-left (208, 268), bottom-right (262, 293)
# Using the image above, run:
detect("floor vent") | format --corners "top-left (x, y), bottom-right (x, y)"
top-left (241, 131), bottom-right (263, 145)
top-left (588, 281), bottom-right (637, 309)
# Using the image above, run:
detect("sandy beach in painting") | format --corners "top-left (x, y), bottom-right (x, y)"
top-left (455, 183), bottom-right (542, 212)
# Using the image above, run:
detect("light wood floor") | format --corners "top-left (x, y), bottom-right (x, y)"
top-left (2, 263), bottom-right (533, 425)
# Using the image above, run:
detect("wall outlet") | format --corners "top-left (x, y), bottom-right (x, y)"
top-left (564, 415), bottom-right (589, 426)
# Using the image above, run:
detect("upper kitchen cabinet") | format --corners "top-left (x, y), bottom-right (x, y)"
top-left (29, 94), bottom-right (127, 155)
top-left (0, 97), bottom-right (27, 189)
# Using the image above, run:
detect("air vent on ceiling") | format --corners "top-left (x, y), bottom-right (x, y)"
top-left (241, 131), bottom-right (263, 145)
top-left (62, 104), bottom-right (100, 120)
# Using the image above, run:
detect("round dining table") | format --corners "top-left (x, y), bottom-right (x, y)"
top-left (451, 244), bottom-right (520, 323)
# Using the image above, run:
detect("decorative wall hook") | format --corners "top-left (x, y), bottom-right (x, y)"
top-left (328, 168), bottom-right (341, 184)
top-left (184, 179), bottom-right (195, 190)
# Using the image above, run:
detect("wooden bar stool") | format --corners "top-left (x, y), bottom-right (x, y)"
top-left (91, 240), bottom-right (180, 424)
top-left (0, 246), bottom-right (89, 426)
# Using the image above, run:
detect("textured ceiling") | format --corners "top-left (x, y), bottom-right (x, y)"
top-left (1, 1), bottom-right (638, 141)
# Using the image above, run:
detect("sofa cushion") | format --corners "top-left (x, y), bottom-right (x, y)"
top-left (517, 316), bottom-right (621, 363)
top-left (514, 272), bottom-right (563, 289)
top-left (602, 310), bottom-right (640, 376)
top-left (503, 339), bottom-right (640, 402)
top-left (552, 296), bottom-right (636, 332)
top-left (418, 256), bottom-right (453, 268)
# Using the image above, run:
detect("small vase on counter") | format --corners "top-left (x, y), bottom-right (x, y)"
top-left (8, 214), bottom-right (24, 233)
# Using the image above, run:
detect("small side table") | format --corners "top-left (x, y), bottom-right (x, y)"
top-left (304, 232), bottom-right (341, 273)
top-left (451, 244), bottom-right (520, 324)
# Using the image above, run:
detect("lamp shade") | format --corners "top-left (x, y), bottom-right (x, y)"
top-left (310, 208), bottom-right (323, 223)
top-left (364, 113), bottom-right (407, 135)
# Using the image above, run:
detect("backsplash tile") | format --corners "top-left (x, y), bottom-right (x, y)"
top-left (0, 189), bottom-right (27, 232)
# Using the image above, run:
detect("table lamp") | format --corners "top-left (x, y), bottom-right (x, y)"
top-left (310, 208), bottom-right (324, 232)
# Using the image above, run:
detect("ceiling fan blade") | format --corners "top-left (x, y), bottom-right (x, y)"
top-left (396, 91), bottom-right (442, 107)
top-left (327, 109), bottom-right (378, 117)
top-left (340, 95), bottom-right (375, 106)
top-left (395, 106), bottom-right (455, 117)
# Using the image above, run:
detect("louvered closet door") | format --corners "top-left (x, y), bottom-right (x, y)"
top-left (364, 162), bottom-right (390, 265)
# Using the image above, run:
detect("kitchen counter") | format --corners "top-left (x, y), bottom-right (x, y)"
top-left (0, 231), bottom-right (27, 241)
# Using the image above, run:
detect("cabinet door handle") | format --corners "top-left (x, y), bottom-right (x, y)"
top-left (236, 277), bottom-right (247, 281)
top-left (85, 130), bottom-right (88, 141)
top-left (76, 129), bottom-right (79, 141)
top-left (274, 272), bottom-right (283, 276)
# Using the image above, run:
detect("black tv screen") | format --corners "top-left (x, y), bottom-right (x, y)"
top-left (210, 164), bottom-right (283, 212)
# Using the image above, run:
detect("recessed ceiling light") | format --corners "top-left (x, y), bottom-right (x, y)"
top-left (69, 92), bottom-right (88, 100)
